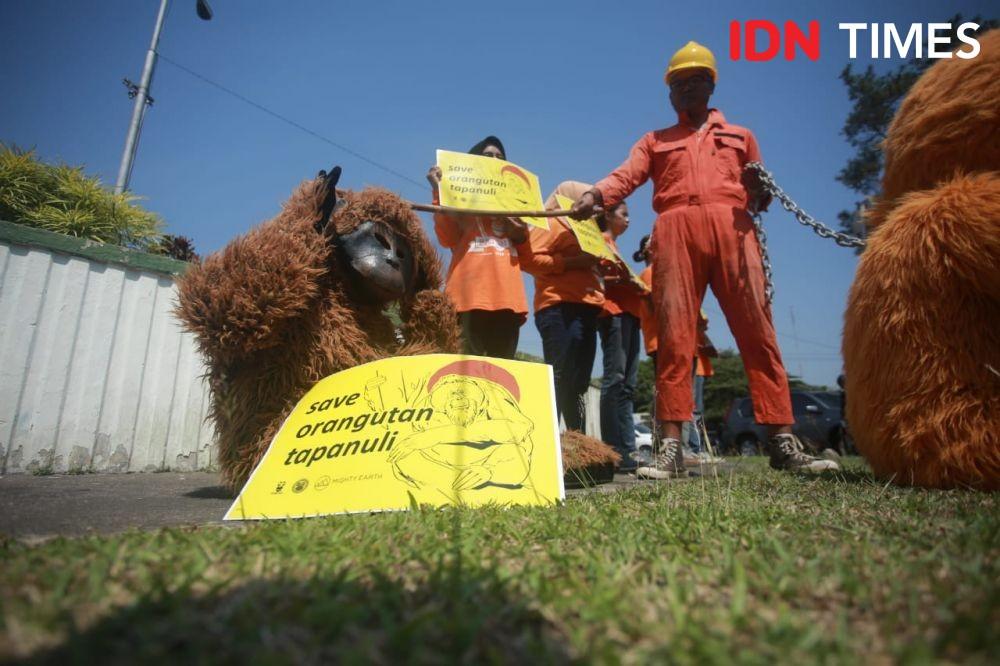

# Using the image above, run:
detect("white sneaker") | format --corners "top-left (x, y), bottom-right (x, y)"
top-left (637, 437), bottom-right (689, 479)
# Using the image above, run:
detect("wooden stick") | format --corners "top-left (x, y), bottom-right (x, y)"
top-left (408, 202), bottom-right (574, 218)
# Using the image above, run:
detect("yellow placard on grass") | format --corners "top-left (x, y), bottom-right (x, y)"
top-left (224, 354), bottom-right (564, 520)
top-left (436, 150), bottom-right (548, 229)
top-left (553, 194), bottom-right (616, 260)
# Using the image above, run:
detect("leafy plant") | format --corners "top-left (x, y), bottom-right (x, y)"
top-left (0, 143), bottom-right (163, 251)
top-left (154, 234), bottom-right (200, 262)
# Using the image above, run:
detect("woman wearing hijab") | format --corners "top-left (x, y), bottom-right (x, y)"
top-left (518, 181), bottom-right (603, 432)
top-left (427, 136), bottom-right (529, 358)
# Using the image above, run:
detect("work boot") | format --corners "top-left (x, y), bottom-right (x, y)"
top-left (767, 433), bottom-right (840, 473)
top-left (637, 437), bottom-right (688, 479)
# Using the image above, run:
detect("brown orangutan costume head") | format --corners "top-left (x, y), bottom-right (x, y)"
top-left (842, 30), bottom-right (1000, 489)
top-left (177, 167), bottom-right (459, 492)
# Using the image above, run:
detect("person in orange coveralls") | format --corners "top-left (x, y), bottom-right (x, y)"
top-left (427, 136), bottom-right (528, 359)
top-left (571, 42), bottom-right (838, 478)
top-left (518, 181), bottom-right (603, 432)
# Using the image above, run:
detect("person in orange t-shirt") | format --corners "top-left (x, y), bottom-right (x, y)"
top-left (685, 310), bottom-right (718, 458)
top-left (427, 136), bottom-right (528, 359)
top-left (634, 235), bottom-right (657, 363)
top-left (518, 181), bottom-right (603, 432)
top-left (596, 202), bottom-right (648, 470)
top-left (571, 42), bottom-right (838, 478)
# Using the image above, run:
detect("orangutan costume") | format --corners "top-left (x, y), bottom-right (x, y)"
top-left (178, 167), bottom-right (618, 492)
top-left (177, 167), bottom-right (460, 492)
top-left (842, 30), bottom-right (1000, 490)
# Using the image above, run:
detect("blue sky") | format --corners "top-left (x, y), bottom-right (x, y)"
top-left (2, 0), bottom-right (993, 387)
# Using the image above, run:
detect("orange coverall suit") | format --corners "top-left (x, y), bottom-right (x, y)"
top-left (595, 109), bottom-right (793, 424)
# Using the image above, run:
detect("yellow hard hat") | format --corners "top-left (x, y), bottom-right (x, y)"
top-left (665, 41), bottom-right (717, 84)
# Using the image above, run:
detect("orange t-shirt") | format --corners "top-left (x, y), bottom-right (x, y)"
top-left (695, 328), bottom-right (715, 376)
top-left (433, 202), bottom-right (528, 316)
top-left (600, 233), bottom-right (645, 319)
top-left (638, 265), bottom-right (658, 355)
top-left (518, 181), bottom-right (604, 313)
top-left (519, 219), bottom-right (604, 313)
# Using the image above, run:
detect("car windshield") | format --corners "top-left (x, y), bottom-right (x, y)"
top-left (635, 424), bottom-right (651, 434)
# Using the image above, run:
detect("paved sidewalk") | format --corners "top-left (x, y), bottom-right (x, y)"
top-left (0, 472), bottom-right (232, 539)
top-left (0, 464), bottom-right (735, 539)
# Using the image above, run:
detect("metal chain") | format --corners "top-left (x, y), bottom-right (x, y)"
top-left (745, 161), bottom-right (868, 249)
top-left (743, 161), bottom-right (867, 305)
top-left (750, 212), bottom-right (776, 305)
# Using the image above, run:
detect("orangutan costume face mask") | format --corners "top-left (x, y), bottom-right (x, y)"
top-left (312, 165), bottom-right (418, 303)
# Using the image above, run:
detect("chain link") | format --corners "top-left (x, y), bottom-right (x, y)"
top-left (745, 162), bottom-right (868, 249)
top-left (743, 161), bottom-right (867, 305)
top-left (750, 212), bottom-right (775, 305)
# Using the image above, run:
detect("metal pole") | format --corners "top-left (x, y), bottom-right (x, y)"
top-left (114, 0), bottom-right (170, 194)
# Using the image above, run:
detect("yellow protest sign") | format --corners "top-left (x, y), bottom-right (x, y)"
top-left (225, 354), bottom-right (564, 520)
top-left (554, 194), bottom-right (616, 260)
top-left (436, 150), bottom-right (548, 229)
top-left (625, 263), bottom-right (649, 292)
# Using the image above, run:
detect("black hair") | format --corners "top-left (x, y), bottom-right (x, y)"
top-left (632, 234), bottom-right (651, 262)
top-left (468, 135), bottom-right (506, 159)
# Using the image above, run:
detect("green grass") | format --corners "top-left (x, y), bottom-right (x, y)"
top-left (2, 459), bottom-right (997, 664)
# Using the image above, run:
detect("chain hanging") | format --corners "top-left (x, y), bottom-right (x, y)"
top-left (745, 161), bottom-right (868, 249)
top-left (750, 212), bottom-right (775, 305)
top-left (743, 161), bottom-right (868, 305)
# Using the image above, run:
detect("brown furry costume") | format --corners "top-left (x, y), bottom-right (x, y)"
top-left (177, 170), bottom-right (459, 492)
top-left (842, 31), bottom-right (1000, 489)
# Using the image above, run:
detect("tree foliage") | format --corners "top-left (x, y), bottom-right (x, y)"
top-left (836, 16), bottom-right (997, 249)
top-left (0, 144), bottom-right (164, 251)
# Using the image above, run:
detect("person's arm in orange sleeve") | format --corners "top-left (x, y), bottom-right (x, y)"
top-left (427, 164), bottom-right (463, 249)
top-left (517, 225), bottom-right (598, 276)
top-left (433, 210), bottom-right (463, 249)
top-left (594, 133), bottom-right (654, 210)
top-left (743, 130), bottom-right (772, 213)
top-left (516, 227), bottom-right (566, 276)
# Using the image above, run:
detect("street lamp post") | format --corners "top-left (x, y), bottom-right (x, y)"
top-left (114, 0), bottom-right (213, 194)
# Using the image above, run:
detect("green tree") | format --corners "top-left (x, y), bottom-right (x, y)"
top-left (836, 17), bottom-right (996, 250)
top-left (634, 357), bottom-right (655, 414)
top-left (0, 144), bottom-right (163, 251)
top-left (514, 351), bottom-right (545, 364)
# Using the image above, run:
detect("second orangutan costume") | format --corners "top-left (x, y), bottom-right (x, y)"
top-left (842, 30), bottom-right (999, 490)
top-left (178, 167), bottom-right (616, 492)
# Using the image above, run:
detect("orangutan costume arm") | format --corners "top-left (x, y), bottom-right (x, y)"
top-left (176, 174), bottom-right (337, 363)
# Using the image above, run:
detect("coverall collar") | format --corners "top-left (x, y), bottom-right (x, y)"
top-left (678, 108), bottom-right (727, 131)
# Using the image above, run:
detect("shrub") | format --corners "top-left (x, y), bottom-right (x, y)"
top-left (0, 143), bottom-right (163, 251)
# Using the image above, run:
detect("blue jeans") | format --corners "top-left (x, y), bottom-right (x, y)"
top-left (598, 313), bottom-right (641, 456)
top-left (535, 303), bottom-right (599, 432)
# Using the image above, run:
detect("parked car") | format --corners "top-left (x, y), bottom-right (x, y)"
top-left (634, 422), bottom-right (654, 452)
top-left (721, 391), bottom-right (848, 455)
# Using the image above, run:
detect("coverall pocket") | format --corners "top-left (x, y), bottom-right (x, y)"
top-left (652, 141), bottom-right (686, 188)
top-left (713, 133), bottom-right (746, 182)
